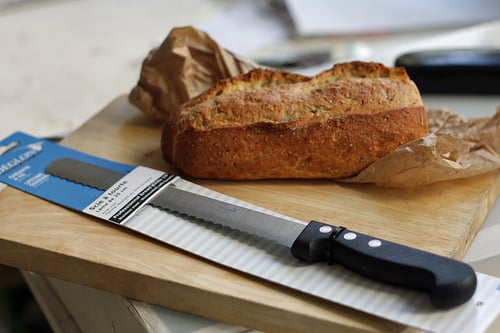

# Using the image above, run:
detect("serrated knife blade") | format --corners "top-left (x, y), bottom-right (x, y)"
top-left (45, 157), bottom-right (477, 309)
top-left (149, 183), bottom-right (306, 248)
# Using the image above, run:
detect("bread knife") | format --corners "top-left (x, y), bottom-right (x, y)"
top-left (45, 158), bottom-right (477, 309)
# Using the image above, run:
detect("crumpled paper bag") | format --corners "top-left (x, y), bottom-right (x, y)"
top-left (341, 109), bottom-right (500, 187)
top-left (129, 26), bottom-right (257, 122)
top-left (129, 26), bottom-right (500, 187)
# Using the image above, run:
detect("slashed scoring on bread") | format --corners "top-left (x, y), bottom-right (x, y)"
top-left (161, 62), bottom-right (428, 179)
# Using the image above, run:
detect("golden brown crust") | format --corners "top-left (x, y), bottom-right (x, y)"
top-left (162, 62), bottom-right (428, 179)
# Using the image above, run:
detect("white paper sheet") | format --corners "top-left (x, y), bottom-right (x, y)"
top-left (465, 196), bottom-right (500, 280)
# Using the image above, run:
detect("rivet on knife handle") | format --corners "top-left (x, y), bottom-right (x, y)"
top-left (290, 221), bottom-right (477, 309)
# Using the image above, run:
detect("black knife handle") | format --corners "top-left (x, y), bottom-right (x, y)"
top-left (290, 221), bottom-right (477, 308)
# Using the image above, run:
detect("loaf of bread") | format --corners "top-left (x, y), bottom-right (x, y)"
top-left (161, 62), bottom-right (428, 179)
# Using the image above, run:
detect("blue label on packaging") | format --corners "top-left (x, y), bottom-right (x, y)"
top-left (0, 132), bottom-right (136, 211)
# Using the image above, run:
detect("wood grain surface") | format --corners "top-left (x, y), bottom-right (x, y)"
top-left (1, 96), bottom-right (499, 332)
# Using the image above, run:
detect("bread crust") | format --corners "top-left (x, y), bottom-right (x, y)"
top-left (162, 62), bottom-right (428, 179)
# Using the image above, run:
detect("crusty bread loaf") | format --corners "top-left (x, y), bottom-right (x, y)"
top-left (161, 62), bottom-right (428, 179)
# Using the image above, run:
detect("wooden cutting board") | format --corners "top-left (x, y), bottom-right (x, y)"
top-left (1, 96), bottom-right (499, 333)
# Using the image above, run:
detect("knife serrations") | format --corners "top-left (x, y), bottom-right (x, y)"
top-left (149, 183), bottom-right (307, 248)
top-left (45, 158), bottom-right (125, 191)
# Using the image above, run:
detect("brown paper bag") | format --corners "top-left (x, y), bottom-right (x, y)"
top-left (129, 26), bottom-right (257, 122)
top-left (342, 109), bottom-right (500, 187)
